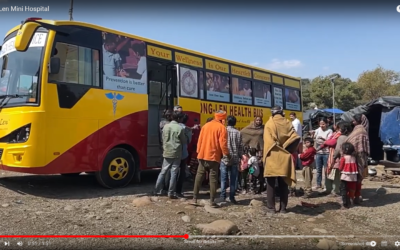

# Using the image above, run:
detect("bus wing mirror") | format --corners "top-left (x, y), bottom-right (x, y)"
top-left (15, 22), bottom-right (41, 52)
top-left (49, 57), bottom-right (60, 74)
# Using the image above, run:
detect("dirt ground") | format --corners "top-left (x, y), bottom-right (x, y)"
top-left (0, 166), bottom-right (400, 250)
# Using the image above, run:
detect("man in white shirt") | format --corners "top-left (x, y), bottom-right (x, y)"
top-left (289, 112), bottom-right (303, 169)
top-left (290, 112), bottom-right (302, 139)
top-left (289, 112), bottom-right (303, 195)
top-left (102, 35), bottom-right (122, 76)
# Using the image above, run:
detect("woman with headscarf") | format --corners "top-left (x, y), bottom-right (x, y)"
top-left (361, 114), bottom-right (369, 133)
top-left (240, 116), bottom-right (264, 194)
top-left (346, 114), bottom-right (370, 205)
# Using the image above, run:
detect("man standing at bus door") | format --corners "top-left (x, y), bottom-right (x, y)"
top-left (174, 105), bottom-right (200, 130)
top-left (154, 111), bottom-right (186, 199)
top-left (192, 110), bottom-right (230, 207)
top-left (175, 112), bottom-right (192, 197)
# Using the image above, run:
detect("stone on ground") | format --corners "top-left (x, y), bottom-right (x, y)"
top-left (181, 215), bottom-right (191, 222)
top-left (316, 239), bottom-right (338, 250)
top-left (195, 220), bottom-right (239, 235)
top-left (132, 196), bottom-right (152, 207)
top-left (249, 199), bottom-right (264, 207)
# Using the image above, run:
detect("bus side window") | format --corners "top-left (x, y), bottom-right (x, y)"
top-left (48, 42), bottom-right (100, 87)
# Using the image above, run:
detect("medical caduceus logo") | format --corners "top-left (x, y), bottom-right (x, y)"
top-left (105, 92), bottom-right (124, 116)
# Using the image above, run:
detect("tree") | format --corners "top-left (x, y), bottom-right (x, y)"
top-left (308, 74), bottom-right (361, 111)
top-left (301, 78), bottom-right (312, 111)
top-left (357, 66), bottom-right (400, 103)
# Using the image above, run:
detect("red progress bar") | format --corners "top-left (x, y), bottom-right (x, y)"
top-left (0, 235), bottom-right (189, 239)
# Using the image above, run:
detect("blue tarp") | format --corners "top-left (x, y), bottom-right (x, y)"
top-left (323, 108), bottom-right (344, 114)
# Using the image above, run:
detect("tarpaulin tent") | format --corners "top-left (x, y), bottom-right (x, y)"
top-left (340, 96), bottom-right (400, 161)
top-left (323, 108), bottom-right (344, 114)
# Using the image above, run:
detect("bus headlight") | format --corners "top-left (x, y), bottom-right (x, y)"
top-left (7, 124), bottom-right (31, 143)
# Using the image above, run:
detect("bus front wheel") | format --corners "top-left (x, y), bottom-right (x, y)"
top-left (96, 148), bottom-right (136, 188)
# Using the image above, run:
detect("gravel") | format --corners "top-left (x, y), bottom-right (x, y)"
top-left (0, 166), bottom-right (399, 249)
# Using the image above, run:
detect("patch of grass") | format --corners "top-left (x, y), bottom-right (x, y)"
top-left (310, 238), bottom-right (319, 244)
top-left (188, 226), bottom-right (201, 235)
top-left (248, 239), bottom-right (261, 245)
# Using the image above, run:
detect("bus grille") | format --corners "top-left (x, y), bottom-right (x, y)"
top-left (0, 149), bottom-right (3, 159)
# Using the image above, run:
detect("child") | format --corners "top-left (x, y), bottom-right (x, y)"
top-left (248, 148), bottom-right (260, 193)
top-left (299, 138), bottom-right (317, 197)
top-left (239, 153), bottom-right (250, 194)
top-left (338, 142), bottom-right (358, 209)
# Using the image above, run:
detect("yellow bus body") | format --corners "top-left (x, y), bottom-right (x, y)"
top-left (0, 19), bottom-right (302, 188)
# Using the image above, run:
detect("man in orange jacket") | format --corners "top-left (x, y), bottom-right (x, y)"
top-left (192, 110), bottom-right (230, 207)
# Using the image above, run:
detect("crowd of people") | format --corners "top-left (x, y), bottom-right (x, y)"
top-left (154, 104), bottom-right (370, 212)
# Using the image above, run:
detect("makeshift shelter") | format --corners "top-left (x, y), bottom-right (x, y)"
top-left (323, 108), bottom-right (344, 114)
top-left (341, 96), bottom-right (400, 161)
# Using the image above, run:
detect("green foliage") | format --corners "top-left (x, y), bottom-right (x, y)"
top-left (303, 66), bottom-right (399, 112)
top-left (308, 74), bottom-right (361, 111)
top-left (301, 78), bottom-right (312, 111)
top-left (356, 65), bottom-right (400, 103)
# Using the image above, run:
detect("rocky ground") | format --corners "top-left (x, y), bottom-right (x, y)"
top-left (0, 166), bottom-right (399, 250)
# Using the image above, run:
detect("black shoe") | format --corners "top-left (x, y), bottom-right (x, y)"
top-left (176, 193), bottom-right (185, 198)
top-left (168, 195), bottom-right (178, 199)
top-left (229, 198), bottom-right (238, 204)
top-left (279, 209), bottom-right (287, 214)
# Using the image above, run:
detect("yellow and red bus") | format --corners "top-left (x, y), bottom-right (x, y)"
top-left (0, 18), bottom-right (302, 188)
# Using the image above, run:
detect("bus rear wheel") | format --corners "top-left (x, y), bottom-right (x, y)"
top-left (96, 148), bottom-right (136, 188)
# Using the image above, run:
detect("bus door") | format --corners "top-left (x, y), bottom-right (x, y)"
top-left (146, 60), bottom-right (176, 167)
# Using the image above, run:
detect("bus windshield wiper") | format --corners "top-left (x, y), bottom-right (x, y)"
top-left (0, 94), bottom-right (29, 108)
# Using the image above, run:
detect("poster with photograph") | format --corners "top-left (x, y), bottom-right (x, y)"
top-left (180, 66), bottom-right (198, 98)
top-left (273, 87), bottom-right (283, 107)
top-left (285, 88), bottom-right (301, 110)
top-left (232, 78), bottom-right (252, 105)
top-left (199, 71), bottom-right (204, 99)
top-left (102, 32), bottom-right (147, 94)
top-left (205, 72), bottom-right (230, 102)
top-left (253, 81), bottom-right (271, 107)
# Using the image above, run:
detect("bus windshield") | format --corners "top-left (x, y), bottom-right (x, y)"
top-left (0, 32), bottom-right (47, 106)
